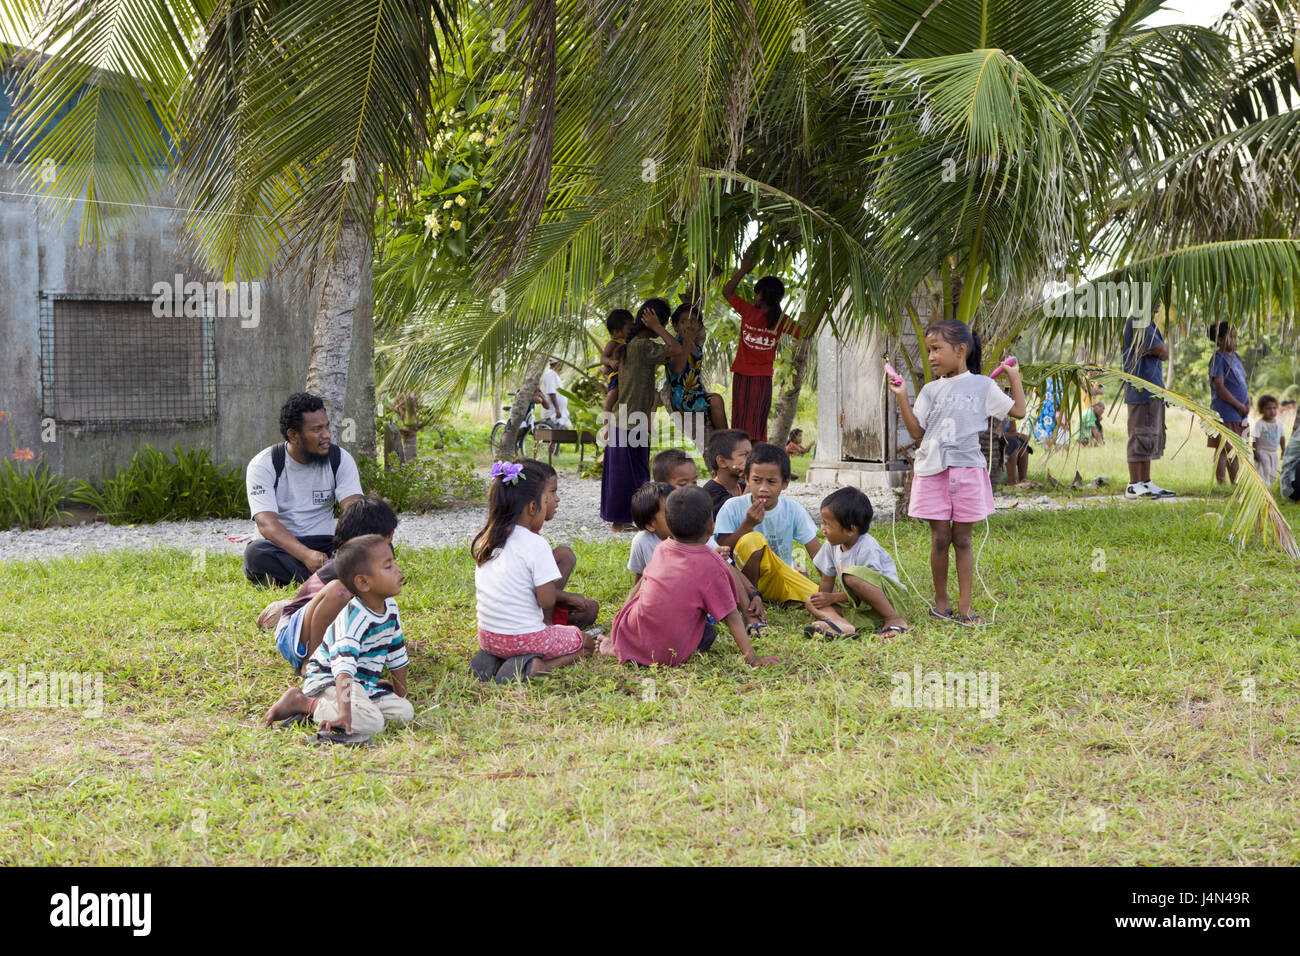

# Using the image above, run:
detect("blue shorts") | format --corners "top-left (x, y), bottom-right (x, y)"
top-left (273, 607), bottom-right (308, 671)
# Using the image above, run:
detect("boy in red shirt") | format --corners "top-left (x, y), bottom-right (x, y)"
top-left (602, 486), bottom-right (778, 668)
top-left (719, 246), bottom-right (818, 442)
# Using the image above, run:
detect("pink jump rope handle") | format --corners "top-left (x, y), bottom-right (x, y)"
top-left (990, 356), bottom-right (1018, 379)
top-left (883, 363), bottom-right (903, 387)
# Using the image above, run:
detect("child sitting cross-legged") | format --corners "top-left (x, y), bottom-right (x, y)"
top-left (713, 443), bottom-right (821, 606)
top-left (804, 487), bottom-right (910, 638)
top-left (262, 534), bottom-right (413, 737)
top-left (602, 486), bottom-right (778, 668)
top-left (470, 460), bottom-right (596, 683)
top-left (522, 458), bottom-right (599, 631)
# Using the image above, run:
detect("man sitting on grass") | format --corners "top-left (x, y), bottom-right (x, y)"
top-left (262, 534), bottom-right (412, 738)
top-left (244, 392), bottom-right (363, 587)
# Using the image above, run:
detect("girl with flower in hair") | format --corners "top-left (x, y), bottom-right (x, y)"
top-left (470, 460), bottom-right (596, 681)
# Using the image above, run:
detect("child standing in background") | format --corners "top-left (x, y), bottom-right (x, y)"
top-left (1253, 394), bottom-right (1286, 485)
top-left (472, 460), bottom-right (595, 682)
top-left (601, 309), bottom-right (634, 414)
top-left (890, 320), bottom-right (1026, 626)
top-left (719, 246), bottom-right (818, 442)
top-left (1208, 322), bottom-right (1250, 486)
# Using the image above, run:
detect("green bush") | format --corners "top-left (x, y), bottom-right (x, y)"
top-left (71, 445), bottom-right (246, 524)
top-left (358, 450), bottom-right (485, 512)
top-left (0, 457), bottom-right (73, 530)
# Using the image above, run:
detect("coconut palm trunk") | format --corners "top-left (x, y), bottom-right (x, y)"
top-left (305, 213), bottom-right (371, 440)
top-left (772, 333), bottom-right (814, 447)
top-left (496, 351), bottom-right (549, 458)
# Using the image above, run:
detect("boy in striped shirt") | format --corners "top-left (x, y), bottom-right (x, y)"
top-left (263, 534), bottom-right (413, 736)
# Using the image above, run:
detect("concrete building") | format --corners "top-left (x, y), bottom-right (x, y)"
top-left (0, 54), bottom-right (374, 483)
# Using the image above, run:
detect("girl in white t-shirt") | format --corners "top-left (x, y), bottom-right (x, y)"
top-left (889, 320), bottom-right (1027, 626)
top-left (471, 460), bottom-right (594, 680)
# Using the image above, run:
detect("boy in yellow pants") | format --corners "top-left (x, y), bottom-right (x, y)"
top-left (713, 443), bottom-right (821, 604)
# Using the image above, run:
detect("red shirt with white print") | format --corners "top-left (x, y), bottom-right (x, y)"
top-left (727, 294), bottom-right (804, 377)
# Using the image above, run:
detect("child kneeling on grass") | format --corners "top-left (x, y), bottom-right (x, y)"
top-left (470, 460), bottom-right (595, 683)
top-left (713, 443), bottom-right (821, 606)
top-left (602, 485), bottom-right (778, 668)
top-left (259, 496), bottom-right (399, 673)
top-left (805, 487), bottom-right (910, 638)
top-left (262, 534), bottom-right (413, 736)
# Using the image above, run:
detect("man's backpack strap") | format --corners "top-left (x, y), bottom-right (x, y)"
top-left (272, 441), bottom-right (342, 493)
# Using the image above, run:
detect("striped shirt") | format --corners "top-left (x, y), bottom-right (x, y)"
top-left (302, 597), bottom-right (408, 699)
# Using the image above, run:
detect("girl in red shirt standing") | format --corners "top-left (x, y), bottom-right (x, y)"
top-left (719, 246), bottom-right (815, 443)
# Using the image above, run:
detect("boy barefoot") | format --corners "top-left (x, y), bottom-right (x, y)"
top-left (602, 486), bottom-right (777, 668)
top-left (263, 535), bottom-right (413, 735)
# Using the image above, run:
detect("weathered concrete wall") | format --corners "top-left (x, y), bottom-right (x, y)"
top-left (0, 164), bottom-right (375, 483)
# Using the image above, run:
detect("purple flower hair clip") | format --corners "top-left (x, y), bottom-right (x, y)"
top-left (491, 461), bottom-right (524, 485)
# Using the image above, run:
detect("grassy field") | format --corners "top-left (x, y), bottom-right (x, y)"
top-left (2, 498), bottom-right (1298, 865)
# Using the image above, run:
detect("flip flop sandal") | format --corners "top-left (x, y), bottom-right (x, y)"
top-left (313, 730), bottom-right (372, 747)
top-left (469, 649), bottom-right (506, 682)
top-left (746, 621), bottom-right (767, 635)
top-left (277, 713), bottom-right (310, 729)
top-left (876, 624), bottom-right (909, 637)
top-left (929, 607), bottom-right (956, 621)
top-left (953, 614), bottom-right (987, 626)
top-left (493, 653), bottom-right (543, 684)
top-left (803, 621), bottom-right (844, 638)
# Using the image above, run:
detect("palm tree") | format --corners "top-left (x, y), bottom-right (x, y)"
top-left (380, 0), bottom-right (1300, 554)
top-left (1, 0), bottom-right (457, 440)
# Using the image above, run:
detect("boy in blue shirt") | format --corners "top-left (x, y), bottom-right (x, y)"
top-left (714, 444), bottom-right (822, 604)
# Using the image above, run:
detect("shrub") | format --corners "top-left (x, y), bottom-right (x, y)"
top-left (358, 451), bottom-right (485, 512)
top-left (71, 445), bottom-right (246, 524)
top-left (0, 457), bottom-right (72, 530)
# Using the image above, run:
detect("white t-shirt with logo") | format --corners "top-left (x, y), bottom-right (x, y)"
top-left (476, 525), bottom-right (563, 634)
top-left (539, 368), bottom-right (571, 427)
top-left (246, 444), bottom-right (363, 538)
top-left (912, 371), bottom-right (1015, 471)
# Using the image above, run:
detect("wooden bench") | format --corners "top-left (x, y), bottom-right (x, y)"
top-left (532, 427), bottom-right (599, 466)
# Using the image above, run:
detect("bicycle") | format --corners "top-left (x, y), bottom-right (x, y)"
top-left (489, 400), bottom-right (537, 457)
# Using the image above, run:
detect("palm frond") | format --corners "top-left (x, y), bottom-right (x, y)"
top-left (1036, 362), bottom-right (1298, 559)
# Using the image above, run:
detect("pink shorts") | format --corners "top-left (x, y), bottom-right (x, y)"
top-left (908, 466), bottom-right (995, 523)
top-left (478, 624), bottom-right (584, 660)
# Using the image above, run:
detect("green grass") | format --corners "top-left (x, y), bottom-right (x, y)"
top-left (2, 501), bottom-right (1298, 865)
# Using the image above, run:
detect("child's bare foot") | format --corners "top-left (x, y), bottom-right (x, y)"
top-left (611, 523), bottom-right (636, 532)
top-left (257, 599), bottom-right (288, 630)
top-left (597, 633), bottom-right (616, 657)
top-left (263, 687), bottom-right (312, 728)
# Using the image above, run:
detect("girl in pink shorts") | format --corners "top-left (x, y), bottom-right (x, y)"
top-left (888, 320), bottom-right (1027, 625)
top-left (472, 460), bottom-right (594, 680)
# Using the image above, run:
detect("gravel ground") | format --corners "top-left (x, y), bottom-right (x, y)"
top-left (0, 475), bottom-right (1144, 564)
